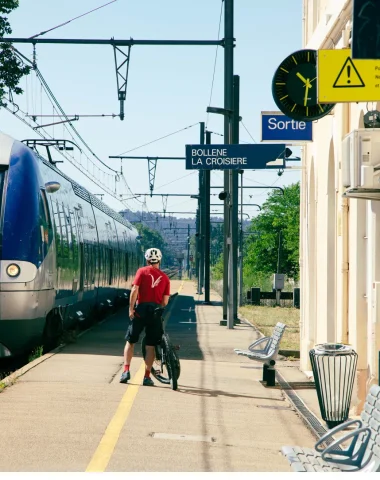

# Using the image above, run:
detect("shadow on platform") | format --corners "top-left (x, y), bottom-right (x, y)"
top-left (59, 293), bottom-right (204, 361)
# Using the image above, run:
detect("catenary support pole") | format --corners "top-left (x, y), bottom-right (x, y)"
top-left (198, 122), bottom-right (205, 294)
top-left (224, 0), bottom-right (234, 328)
top-left (204, 130), bottom-right (211, 303)
top-left (195, 207), bottom-right (200, 284)
top-left (230, 74), bottom-right (239, 324)
top-left (239, 169), bottom-right (244, 306)
top-left (187, 224), bottom-right (190, 278)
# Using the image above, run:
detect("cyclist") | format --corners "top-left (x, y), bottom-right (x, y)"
top-left (120, 247), bottom-right (170, 386)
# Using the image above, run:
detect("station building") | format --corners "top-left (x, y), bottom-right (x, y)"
top-left (301, 0), bottom-right (380, 411)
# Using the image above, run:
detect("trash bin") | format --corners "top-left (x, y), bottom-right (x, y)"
top-left (309, 343), bottom-right (358, 429)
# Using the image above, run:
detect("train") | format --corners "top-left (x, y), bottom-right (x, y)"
top-left (0, 132), bottom-right (142, 358)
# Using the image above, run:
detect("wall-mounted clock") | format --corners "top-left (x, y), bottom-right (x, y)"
top-left (272, 49), bottom-right (335, 122)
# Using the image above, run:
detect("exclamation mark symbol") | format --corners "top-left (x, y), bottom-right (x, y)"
top-left (347, 65), bottom-right (351, 84)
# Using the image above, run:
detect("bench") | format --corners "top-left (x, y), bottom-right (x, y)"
top-left (282, 384), bottom-right (380, 472)
top-left (234, 322), bottom-right (286, 386)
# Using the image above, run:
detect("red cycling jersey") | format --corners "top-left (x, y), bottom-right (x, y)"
top-left (132, 265), bottom-right (170, 305)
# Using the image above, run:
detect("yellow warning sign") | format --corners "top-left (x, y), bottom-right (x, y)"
top-left (333, 58), bottom-right (365, 88)
top-left (318, 49), bottom-right (380, 103)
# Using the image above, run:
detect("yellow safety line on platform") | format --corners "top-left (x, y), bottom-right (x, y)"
top-left (85, 363), bottom-right (145, 472)
top-left (178, 280), bottom-right (184, 294)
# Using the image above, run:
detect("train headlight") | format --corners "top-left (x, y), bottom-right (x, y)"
top-left (6, 264), bottom-right (20, 278)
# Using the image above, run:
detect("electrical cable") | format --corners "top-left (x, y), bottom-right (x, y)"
top-left (241, 121), bottom-right (257, 143)
top-left (29, 0), bottom-right (118, 39)
top-left (34, 68), bottom-right (119, 174)
top-left (117, 122), bottom-right (199, 156)
top-left (206, 0), bottom-right (224, 129)
top-left (4, 105), bottom-right (124, 203)
top-left (14, 50), bottom-right (119, 175)
top-left (154, 171), bottom-right (197, 191)
top-left (13, 48), bottom-right (119, 187)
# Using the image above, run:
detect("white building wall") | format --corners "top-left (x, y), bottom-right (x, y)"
top-left (302, 0), bottom-right (380, 410)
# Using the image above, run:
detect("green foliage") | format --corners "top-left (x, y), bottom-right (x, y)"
top-left (210, 223), bottom-right (223, 266)
top-left (28, 345), bottom-right (43, 363)
top-left (243, 270), bottom-right (273, 291)
top-left (211, 253), bottom-right (224, 280)
top-left (244, 182), bottom-right (300, 280)
top-left (0, 1), bottom-right (30, 106)
top-left (134, 223), bottom-right (174, 266)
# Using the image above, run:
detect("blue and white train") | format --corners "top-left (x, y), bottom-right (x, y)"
top-left (0, 132), bottom-right (142, 357)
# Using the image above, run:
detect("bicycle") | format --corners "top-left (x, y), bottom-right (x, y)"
top-left (141, 307), bottom-right (180, 390)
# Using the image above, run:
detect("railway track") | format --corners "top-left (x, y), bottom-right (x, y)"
top-left (163, 268), bottom-right (180, 279)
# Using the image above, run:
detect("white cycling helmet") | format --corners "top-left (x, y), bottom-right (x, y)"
top-left (145, 247), bottom-right (162, 264)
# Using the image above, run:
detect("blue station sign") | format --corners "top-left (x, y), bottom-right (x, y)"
top-left (185, 143), bottom-right (286, 170)
top-left (261, 111), bottom-right (313, 143)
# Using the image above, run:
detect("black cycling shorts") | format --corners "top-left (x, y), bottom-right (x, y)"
top-left (125, 302), bottom-right (163, 346)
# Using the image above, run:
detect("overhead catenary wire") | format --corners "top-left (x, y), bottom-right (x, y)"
top-left (5, 75), bottom-right (133, 208)
top-left (117, 122), bottom-right (199, 156)
top-left (206, 0), bottom-right (224, 129)
top-left (29, 0), bottom-right (118, 39)
top-left (154, 171), bottom-right (197, 191)
top-left (241, 121), bottom-right (257, 144)
top-left (13, 48), bottom-right (119, 176)
top-left (4, 104), bottom-right (125, 203)
top-left (34, 67), bottom-right (119, 174)
top-left (7, 62), bottom-right (189, 230)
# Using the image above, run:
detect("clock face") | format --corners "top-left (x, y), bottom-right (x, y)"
top-left (272, 49), bottom-right (335, 122)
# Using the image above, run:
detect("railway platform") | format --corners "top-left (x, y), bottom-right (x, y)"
top-left (0, 279), bottom-right (316, 472)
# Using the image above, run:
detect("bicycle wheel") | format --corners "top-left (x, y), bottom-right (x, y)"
top-left (163, 335), bottom-right (178, 391)
top-left (141, 336), bottom-right (170, 384)
top-left (172, 346), bottom-right (181, 380)
top-left (164, 336), bottom-right (181, 380)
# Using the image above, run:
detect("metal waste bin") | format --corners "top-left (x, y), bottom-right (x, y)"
top-left (309, 343), bottom-right (358, 429)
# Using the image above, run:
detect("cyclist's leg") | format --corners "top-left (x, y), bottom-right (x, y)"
top-left (123, 317), bottom-right (144, 366)
top-left (144, 313), bottom-right (163, 374)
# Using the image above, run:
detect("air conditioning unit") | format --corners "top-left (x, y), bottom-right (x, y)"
top-left (342, 129), bottom-right (380, 190)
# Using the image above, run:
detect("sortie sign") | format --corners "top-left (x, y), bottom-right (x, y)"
top-left (261, 111), bottom-right (313, 143)
top-left (185, 144), bottom-right (286, 170)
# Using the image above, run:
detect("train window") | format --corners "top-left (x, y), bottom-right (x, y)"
top-left (101, 245), bottom-right (107, 286)
top-left (64, 206), bottom-right (73, 262)
top-left (40, 190), bottom-right (51, 227)
top-left (58, 204), bottom-right (68, 258)
top-left (70, 211), bottom-right (79, 264)
top-left (109, 249), bottom-right (113, 285)
top-left (93, 244), bottom-right (99, 285)
top-left (79, 242), bottom-right (84, 290)
top-left (90, 244), bottom-right (95, 285)
top-left (125, 253), bottom-right (129, 281)
top-left (52, 201), bottom-right (63, 261)
top-left (83, 243), bottom-right (89, 286)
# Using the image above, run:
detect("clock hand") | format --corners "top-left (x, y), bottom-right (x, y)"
top-left (296, 72), bottom-right (308, 85)
top-left (304, 82), bottom-right (310, 106)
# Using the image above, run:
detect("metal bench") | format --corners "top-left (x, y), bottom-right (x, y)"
top-left (234, 322), bottom-right (286, 386)
top-left (282, 384), bottom-right (380, 472)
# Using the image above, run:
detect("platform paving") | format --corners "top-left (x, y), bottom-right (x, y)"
top-left (0, 279), bottom-right (315, 472)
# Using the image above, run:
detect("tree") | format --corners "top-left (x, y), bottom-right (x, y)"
top-left (133, 223), bottom-right (174, 267)
top-left (0, 1), bottom-right (30, 106)
top-left (244, 182), bottom-right (300, 281)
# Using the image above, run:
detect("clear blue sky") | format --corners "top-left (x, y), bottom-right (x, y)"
top-left (0, 0), bottom-right (302, 218)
